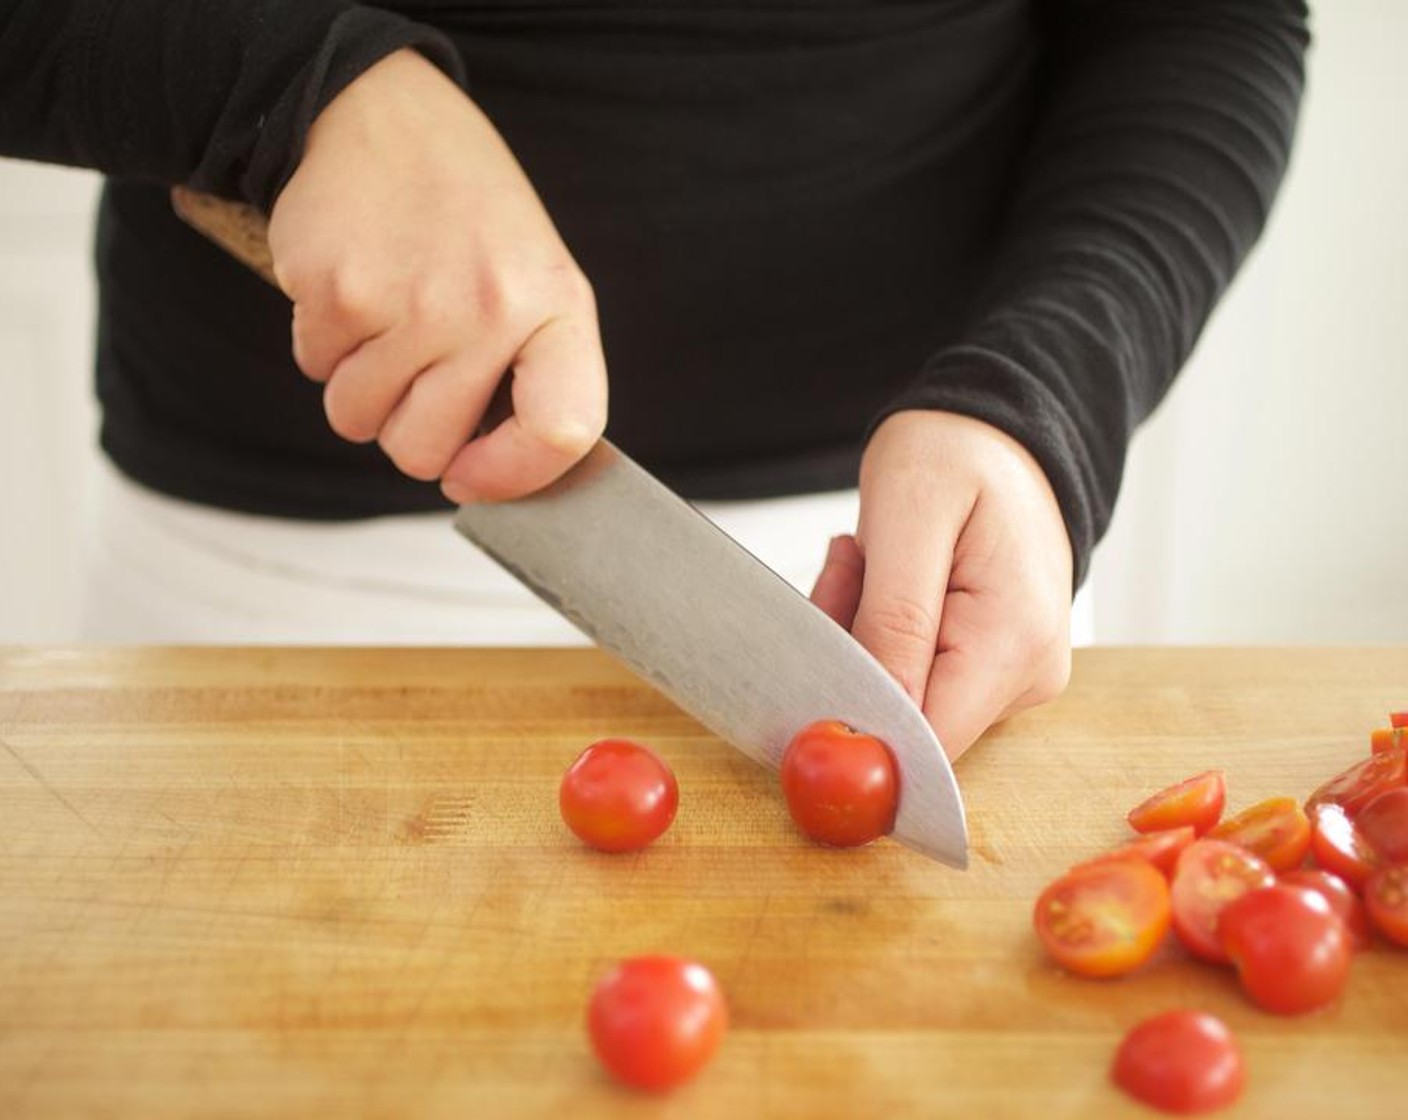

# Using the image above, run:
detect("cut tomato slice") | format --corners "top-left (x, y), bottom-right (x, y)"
top-left (1305, 746), bottom-right (1406, 819)
top-left (1370, 728), bottom-right (1401, 756)
top-left (1390, 712), bottom-right (1408, 730)
top-left (1073, 826), bottom-right (1196, 879)
top-left (1309, 804), bottom-right (1382, 890)
top-left (1169, 839), bottom-right (1275, 964)
top-left (1357, 787), bottom-right (1408, 864)
top-left (1034, 860), bottom-right (1172, 979)
top-left (1364, 864), bottom-right (1408, 947)
top-left (1128, 771), bottom-right (1226, 837)
top-left (1207, 796), bottom-right (1311, 873)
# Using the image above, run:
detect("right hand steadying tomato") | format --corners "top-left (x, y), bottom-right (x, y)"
top-left (268, 49), bottom-right (607, 504)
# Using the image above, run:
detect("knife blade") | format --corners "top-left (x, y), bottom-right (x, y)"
top-left (170, 186), bottom-right (969, 868)
top-left (454, 441), bottom-right (968, 868)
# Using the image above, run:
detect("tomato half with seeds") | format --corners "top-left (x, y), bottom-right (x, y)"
top-left (1218, 884), bottom-right (1352, 1015)
top-left (1305, 745), bottom-right (1406, 819)
top-left (588, 956), bottom-right (728, 1091)
top-left (1112, 1010), bottom-right (1245, 1115)
top-left (1128, 771), bottom-right (1226, 837)
top-left (1280, 868), bottom-right (1373, 950)
top-left (1074, 826), bottom-right (1196, 879)
top-left (1309, 804), bottom-right (1382, 890)
top-left (1034, 860), bottom-right (1171, 979)
top-left (1207, 796), bottom-right (1311, 873)
top-left (780, 720), bottom-right (898, 848)
top-left (1356, 787), bottom-right (1408, 863)
top-left (559, 739), bottom-right (679, 853)
top-left (1169, 840), bottom-right (1275, 964)
top-left (1364, 864), bottom-right (1408, 947)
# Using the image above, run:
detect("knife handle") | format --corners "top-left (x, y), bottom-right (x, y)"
top-left (170, 187), bottom-right (279, 287)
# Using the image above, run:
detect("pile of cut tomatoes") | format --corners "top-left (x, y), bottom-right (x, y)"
top-left (1035, 713), bottom-right (1407, 1113)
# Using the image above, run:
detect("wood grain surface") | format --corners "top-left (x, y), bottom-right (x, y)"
top-left (0, 646), bottom-right (1404, 1118)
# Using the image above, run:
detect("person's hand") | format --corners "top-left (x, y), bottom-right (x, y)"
top-left (266, 49), bottom-right (606, 503)
top-left (810, 410), bottom-right (1073, 760)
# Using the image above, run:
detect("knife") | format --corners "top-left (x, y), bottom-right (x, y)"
top-left (170, 186), bottom-right (969, 868)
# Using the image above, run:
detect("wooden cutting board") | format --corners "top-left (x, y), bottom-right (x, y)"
top-left (0, 647), bottom-right (1404, 1118)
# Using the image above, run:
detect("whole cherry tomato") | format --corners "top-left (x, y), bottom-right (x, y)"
top-left (559, 739), bottom-right (679, 853)
top-left (1074, 826), bottom-right (1196, 879)
top-left (1034, 859), bottom-right (1171, 979)
top-left (1364, 864), bottom-right (1408, 948)
top-left (1218, 884), bottom-right (1352, 1015)
top-left (1309, 804), bottom-right (1382, 890)
top-left (1207, 796), bottom-right (1310, 873)
top-left (1356, 787), bottom-right (1408, 864)
top-left (1280, 868), bottom-right (1373, 951)
top-left (1128, 771), bottom-right (1226, 837)
top-left (1169, 840), bottom-right (1275, 964)
top-left (588, 956), bottom-right (728, 1091)
top-left (1112, 1010), bottom-right (1244, 1115)
top-left (1305, 745), bottom-right (1406, 819)
top-left (780, 720), bottom-right (898, 848)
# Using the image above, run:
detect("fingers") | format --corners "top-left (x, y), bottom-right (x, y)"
top-left (440, 312), bottom-right (607, 502)
top-left (375, 354), bottom-right (504, 481)
top-left (810, 534), bottom-right (865, 630)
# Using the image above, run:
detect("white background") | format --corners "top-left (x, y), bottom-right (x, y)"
top-left (1, 1), bottom-right (1404, 645)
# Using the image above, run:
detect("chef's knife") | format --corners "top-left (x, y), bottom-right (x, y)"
top-left (171, 186), bottom-right (969, 868)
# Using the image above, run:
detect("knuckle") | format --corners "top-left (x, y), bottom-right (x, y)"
top-left (323, 267), bottom-right (380, 325)
top-left (550, 262), bottom-right (596, 314)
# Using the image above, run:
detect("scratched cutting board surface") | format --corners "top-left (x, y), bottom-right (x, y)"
top-left (0, 646), bottom-right (1404, 1118)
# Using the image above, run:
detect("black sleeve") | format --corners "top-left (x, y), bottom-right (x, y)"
top-left (0, 1), bottom-right (465, 211)
top-left (875, 1), bottom-right (1309, 587)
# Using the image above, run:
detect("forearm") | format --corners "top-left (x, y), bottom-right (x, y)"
top-left (0, 0), bottom-right (464, 208)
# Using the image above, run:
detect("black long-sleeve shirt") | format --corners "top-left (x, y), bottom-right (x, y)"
top-left (0, 1), bottom-right (1309, 585)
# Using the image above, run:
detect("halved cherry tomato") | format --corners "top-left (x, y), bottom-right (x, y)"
top-left (1074, 826), bottom-right (1196, 879)
top-left (1363, 864), bottom-right (1408, 947)
top-left (1280, 868), bottom-right (1373, 951)
top-left (1309, 804), bottom-right (1382, 890)
top-left (1370, 728), bottom-right (1399, 756)
top-left (588, 956), bottom-right (728, 1091)
top-left (1390, 712), bottom-right (1408, 730)
top-left (1218, 884), bottom-right (1352, 1015)
top-left (559, 739), bottom-right (679, 853)
top-left (1128, 771), bottom-right (1226, 837)
top-left (780, 720), bottom-right (898, 848)
top-left (1305, 745), bottom-right (1406, 819)
top-left (1357, 787), bottom-right (1408, 863)
top-left (1207, 796), bottom-right (1311, 873)
top-left (1034, 860), bottom-right (1171, 978)
top-left (1111, 1010), bottom-right (1244, 1115)
top-left (1169, 840), bottom-right (1275, 963)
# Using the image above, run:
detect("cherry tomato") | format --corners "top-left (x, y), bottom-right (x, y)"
top-left (1111, 1010), bottom-right (1244, 1115)
top-left (780, 720), bottom-right (898, 848)
top-left (587, 956), bottom-right (727, 1091)
top-left (1169, 839), bottom-right (1275, 964)
top-left (1356, 787), bottom-right (1408, 863)
top-left (1364, 864), bottom-right (1408, 947)
top-left (1207, 796), bottom-right (1311, 873)
top-left (1309, 804), bottom-right (1382, 890)
top-left (1304, 745), bottom-right (1406, 819)
top-left (1280, 868), bottom-right (1373, 951)
top-left (1034, 860), bottom-right (1171, 978)
top-left (1390, 711), bottom-right (1408, 730)
top-left (1073, 826), bottom-right (1196, 878)
top-left (559, 739), bottom-right (679, 853)
top-left (1128, 771), bottom-right (1226, 837)
top-left (1370, 728), bottom-right (1399, 756)
top-left (1218, 884), bottom-right (1352, 1015)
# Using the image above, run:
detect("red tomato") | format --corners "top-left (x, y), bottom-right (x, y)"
top-left (1390, 712), bottom-right (1408, 730)
top-left (1280, 868), bottom-right (1373, 951)
top-left (1356, 787), bottom-right (1408, 863)
top-left (1370, 728), bottom-right (1399, 756)
top-left (1364, 864), bottom-right (1408, 947)
top-left (588, 956), bottom-right (727, 1091)
top-left (1206, 796), bottom-right (1311, 873)
top-left (559, 739), bottom-right (679, 853)
top-left (1074, 826), bottom-right (1196, 878)
top-left (1034, 860), bottom-right (1171, 979)
top-left (1169, 840), bottom-right (1275, 964)
top-left (1305, 745), bottom-right (1406, 819)
top-left (780, 720), bottom-right (898, 848)
top-left (1111, 1010), bottom-right (1244, 1115)
top-left (1309, 804), bottom-right (1382, 890)
top-left (1218, 884), bottom-right (1352, 1015)
top-left (1128, 771), bottom-right (1226, 837)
